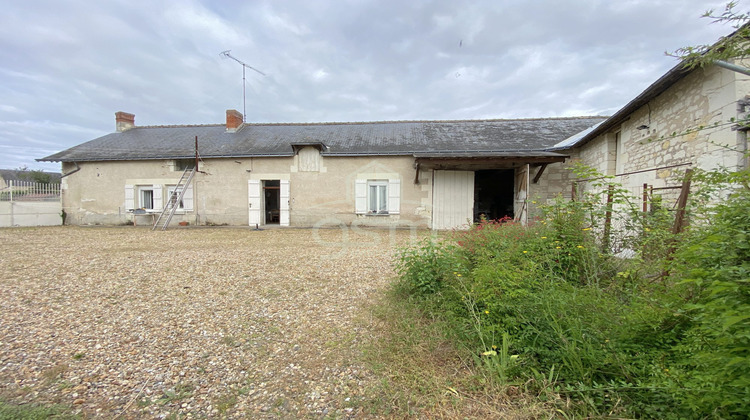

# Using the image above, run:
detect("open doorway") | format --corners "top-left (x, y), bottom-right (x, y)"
top-left (474, 169), bottom-right (514, 221)
top-left (263, 180), bottom-right (280, 224)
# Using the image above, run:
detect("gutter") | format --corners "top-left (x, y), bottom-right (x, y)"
top-left (714, 60), bottom-right (750, 77)
top-left (61, 162), bottom-right (80, 178)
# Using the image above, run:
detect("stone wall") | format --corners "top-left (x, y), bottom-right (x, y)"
top-left (576, 64), bottom-right (748, 199)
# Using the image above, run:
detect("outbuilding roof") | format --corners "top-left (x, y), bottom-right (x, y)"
top-left (39, 116), bottom-right (606, 163)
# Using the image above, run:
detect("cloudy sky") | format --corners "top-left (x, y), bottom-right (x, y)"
top-left (0, 0), bottom-right (736, 172)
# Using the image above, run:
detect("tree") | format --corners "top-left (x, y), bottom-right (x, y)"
top-left (15, 165), bottom-right (53, 184)
top-left (670, 2), bottom-right (750, 70)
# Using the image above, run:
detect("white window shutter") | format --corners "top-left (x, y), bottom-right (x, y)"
top-left (248, 180), bottom-right (261, 226)
top-left (388, 179), bottom-right (400, 214)
top-left (124, 185), bottom-right (134, 210)
top-left (280, 180), bottom-right (290, 226)
top-left (355, 179), bottom-right (367, 214)
top-left (182, 184), bottom-right (194, 211)
top-left (152, 184), bottom-right (163, 210)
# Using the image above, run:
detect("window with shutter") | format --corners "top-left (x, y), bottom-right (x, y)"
top-left (356, 178), bottom-right (400, 215)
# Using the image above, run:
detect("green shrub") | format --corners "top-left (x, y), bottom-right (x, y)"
top-left (396, 238), bottom-right (460, 296)
top-left (666, 184), bottom-right (750, 418)
top-left (393, 166), bottom-right (749, 418)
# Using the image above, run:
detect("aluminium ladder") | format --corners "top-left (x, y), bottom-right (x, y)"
top-left (152, 167), bottom-right (195, 231)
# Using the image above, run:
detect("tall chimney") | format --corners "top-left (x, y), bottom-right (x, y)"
top-left (115, 111), bottom-right (135, 132)
top-left (226, 109), bottom-right (243, 133)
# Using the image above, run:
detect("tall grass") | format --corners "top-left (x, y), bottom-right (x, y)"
top-left (393, 166), bottom-right (750, 418)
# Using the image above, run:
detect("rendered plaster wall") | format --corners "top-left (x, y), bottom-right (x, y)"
top-left (195, 152), bottom-right (431, 228)
top-left (60, 153), bottom-right (432, 228)
top-left (60, 160), bottom-right (196, 226)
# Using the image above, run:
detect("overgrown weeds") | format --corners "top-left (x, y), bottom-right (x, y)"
top-left (391, 164), bottom-right (750, 418)
top-left (361, 282), bottom-right (555, 418)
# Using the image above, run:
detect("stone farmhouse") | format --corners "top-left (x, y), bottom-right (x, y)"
top-left (39, 56), bottom-right (748, 230)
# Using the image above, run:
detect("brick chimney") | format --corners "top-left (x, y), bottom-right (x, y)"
top-left (115, 111), bottom-right (135, 132)
top-left (226, 109), bottom-right (243, 133)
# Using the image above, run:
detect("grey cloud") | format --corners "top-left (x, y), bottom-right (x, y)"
top-left (0, 0), bottom-right (734, 171)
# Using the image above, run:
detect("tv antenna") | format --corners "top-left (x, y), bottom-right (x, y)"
top-left (220, 50), bottom-right (265, 122)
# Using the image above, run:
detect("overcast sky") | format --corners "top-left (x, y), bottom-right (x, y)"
top-left (0, 0), bottom-right (736, 172)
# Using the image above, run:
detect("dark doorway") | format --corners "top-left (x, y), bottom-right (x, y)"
top-left (263, 180), bottom-right (280, 224)
top-left (474, 169), bottom-right (514, 222)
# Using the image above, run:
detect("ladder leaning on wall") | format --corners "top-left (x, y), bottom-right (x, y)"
top-left (152, 167), bottom-right (195, 231)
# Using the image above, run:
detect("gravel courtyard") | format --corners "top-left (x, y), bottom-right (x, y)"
top-left (0, 226), bottom-right (423, 418)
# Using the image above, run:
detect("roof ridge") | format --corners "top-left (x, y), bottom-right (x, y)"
top-left (135, 123), bottom-right (225, 129)
top-left (130, 116), bottom-right (608, 129)
top-left (243, 116), bottom-right (608, 126)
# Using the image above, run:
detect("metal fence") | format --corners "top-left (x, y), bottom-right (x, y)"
top-left (0, 180), bottom-right (61, 202)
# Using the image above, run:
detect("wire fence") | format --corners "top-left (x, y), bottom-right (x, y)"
top-left (572, 165), bottom-right (693, 255)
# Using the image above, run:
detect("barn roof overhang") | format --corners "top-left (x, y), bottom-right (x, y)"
top-left (413, 151), bottom-right (568, 170)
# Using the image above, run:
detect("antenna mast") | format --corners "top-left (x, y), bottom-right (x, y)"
top-left (220, 50), bottom-right (265, 122)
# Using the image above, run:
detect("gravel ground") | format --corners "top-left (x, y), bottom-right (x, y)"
top-left (0, 226), bottom-right (423, 418)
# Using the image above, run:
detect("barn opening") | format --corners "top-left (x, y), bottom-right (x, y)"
top-left (474, 169), bottom-right (514, 221)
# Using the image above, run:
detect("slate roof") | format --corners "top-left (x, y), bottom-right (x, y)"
top-left (39, 117), bottom-right (607, 162)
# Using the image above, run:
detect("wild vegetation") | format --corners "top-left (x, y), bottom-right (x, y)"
top-left (392, 165), bottom-right (749, 418)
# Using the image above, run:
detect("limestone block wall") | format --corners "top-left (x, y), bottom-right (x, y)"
top-left (577, 64), bottom-right (748, 197)
top-left (526, 152), bottom-right (582, 219)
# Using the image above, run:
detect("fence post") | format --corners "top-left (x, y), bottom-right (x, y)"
top-left (571, 182), bottom-right (577, 201)
top-left (672, 169), bottom-right (693, 235)
top-left (660, 169), bottom-right (694, 280)
top-left (602, 184), bottom-right (614, 252)
top-left (642, 183), bottom-right (648, 213)
top-left (9, 180), bottom-right (12, 202)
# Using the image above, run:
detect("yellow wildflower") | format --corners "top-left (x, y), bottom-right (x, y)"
top-left (523, 250), bottom-right (528, 254)
top-left (577, 245), bottom-right (584, 249)
top-left (484, 310), bottom-right (489, 314)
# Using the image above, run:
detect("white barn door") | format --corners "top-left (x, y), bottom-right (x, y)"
top-left (514, 164), bottom-right (529, 225)
top-left (432, 170), bottom-right (474, 230)
top-left (280, 179), bottom-right (290, 226)
top-left (248, 180), bottom-right (261, 226)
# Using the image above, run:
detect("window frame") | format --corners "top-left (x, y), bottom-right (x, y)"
top-left (355, 178), bottom-right (400, 216)
top-left (166, 185), bottom-right (185, 210)
top-left (138, 186), bottom-right (154, 210)
top-left (367, 180), bottom-right (389, 215)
